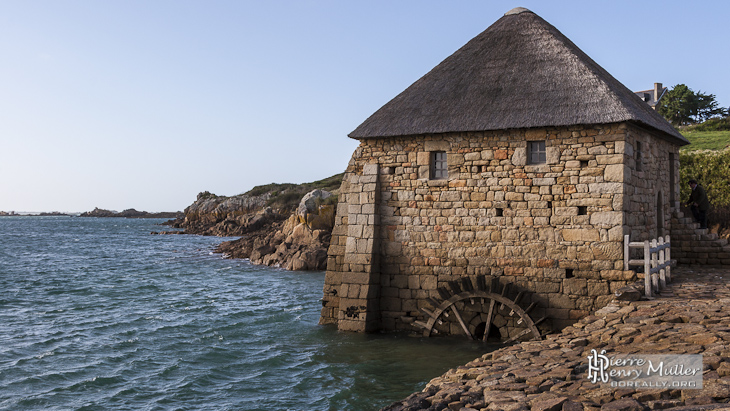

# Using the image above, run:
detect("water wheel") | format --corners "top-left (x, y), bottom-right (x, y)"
top-left (414, 276), bottom-right (545, 343)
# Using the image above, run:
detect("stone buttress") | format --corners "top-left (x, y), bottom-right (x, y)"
top-left (320, 163), bottom-right (381, 332)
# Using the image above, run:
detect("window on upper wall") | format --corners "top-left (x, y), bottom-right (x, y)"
top-left (527, 141), bottom-right (546, 165)
top-left (430, 151), bottom-right (447, 180)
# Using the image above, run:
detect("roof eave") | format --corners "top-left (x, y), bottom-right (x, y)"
top-left (350, 121), bottom-right (690, 147)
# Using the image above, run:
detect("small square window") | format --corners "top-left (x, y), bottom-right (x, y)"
top-left (527, 141), bottom-right (546, 165)
top-left (430, 151), bottom-right (447, 180)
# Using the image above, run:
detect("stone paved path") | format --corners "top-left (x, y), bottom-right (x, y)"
top-left (383, 267), bottom-right (730, 411)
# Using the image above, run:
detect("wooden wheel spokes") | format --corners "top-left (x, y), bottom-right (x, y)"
top-left (414, 279), bottom-right (544, 343)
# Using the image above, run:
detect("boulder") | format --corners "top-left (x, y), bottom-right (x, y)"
top-left (297, 189), bottom-right (331, 217)
top-left (213, 202), bottom-right (333, 271)
top-left (296, 189), bottom-right (335, 230)
top-left (615, 285), bottom-right (642, 301)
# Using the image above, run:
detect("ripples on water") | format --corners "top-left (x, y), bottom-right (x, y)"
top-left (0, 217), bottom-right (493, 410)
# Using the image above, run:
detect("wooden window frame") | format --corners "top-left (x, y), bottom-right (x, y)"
top-left (430, 151), bottom-right (448, 180)
top-left (527, 141), bottom-right (546, 165)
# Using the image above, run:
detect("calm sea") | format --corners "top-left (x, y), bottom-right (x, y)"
top-left (0, 216), bottom-right (493, 410)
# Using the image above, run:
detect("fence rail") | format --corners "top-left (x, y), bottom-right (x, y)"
top-left (624, 235), bottom-right (674, 298)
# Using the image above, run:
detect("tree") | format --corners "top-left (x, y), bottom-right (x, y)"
top-left (695, 91), bottom-right (727, 122)
top-left (657, 84), bottom-right (727, 126)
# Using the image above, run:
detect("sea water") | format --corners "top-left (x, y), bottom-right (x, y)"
top-left (0, 216), bottom-right (494, 410)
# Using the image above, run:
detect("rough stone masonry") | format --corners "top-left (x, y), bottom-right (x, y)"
top-left (320, 123), bottom-right (681, 336)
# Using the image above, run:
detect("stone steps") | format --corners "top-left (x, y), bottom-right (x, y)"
top-left (671, 210), bottom-right (730, 265)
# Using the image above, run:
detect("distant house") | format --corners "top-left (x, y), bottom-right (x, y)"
top-left (320, 8), bottom-right (689, 340)
top-left (634, 83), bottom-right (668, 110)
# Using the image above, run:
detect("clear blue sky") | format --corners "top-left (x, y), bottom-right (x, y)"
top-left (1, 1), bottom-right (728, 213)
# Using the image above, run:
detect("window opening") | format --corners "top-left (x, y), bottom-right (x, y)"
top-left (430, 151), bottom-right (448, 180)
top-left (527, 141), bottom-right (546, 165)
top-left (669, 153), bottom-right (676, 204)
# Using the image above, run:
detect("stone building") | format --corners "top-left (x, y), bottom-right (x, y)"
top-left (634, 83), bottom-right (668, 110)
top-left (319, 8), bottom-right (689, 339)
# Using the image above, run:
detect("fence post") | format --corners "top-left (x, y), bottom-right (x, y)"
top-left (665, 235), bottom-right (672, 283)
top-left (658, 237), bottom-right (666, 289)
top-left (644, 240), bottom-right (651, 298)
top-left (624, 235), bottom-right (630, 271)
top-left (651, 239), bottom-right (659, 293)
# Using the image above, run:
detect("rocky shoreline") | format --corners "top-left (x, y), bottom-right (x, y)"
top-left (157, 185), bottom-right (338, 271)
top-left (383, 267), bottom-right (730, 411)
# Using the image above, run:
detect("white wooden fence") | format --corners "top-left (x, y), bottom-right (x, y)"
top-left (623, 235), bottom-right (674, 298)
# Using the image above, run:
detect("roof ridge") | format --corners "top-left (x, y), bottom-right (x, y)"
top-left (505, 7), bottom-right (531, 15)
top-left (349, 8), bottom-right (687, 145)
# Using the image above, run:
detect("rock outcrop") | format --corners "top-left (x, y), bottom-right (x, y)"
top-left (167, 174), bottom-right (343, 271)
top-left (168, 174), bottom-right (343, 237)
top-left (160, 174), bottom-right (342, 271)
top-left (171, 191), bottom-right (277, 236)
top-left (214, 192), bottom-right (335, 271)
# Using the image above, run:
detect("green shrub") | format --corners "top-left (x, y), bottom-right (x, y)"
top-left (246, 183), bottom-right (296, 197)
top-left (679, 148), bottom-right (730, 208)
top-left (321, 194), bottom-right (339, 206)
top-left (682, 116), bottom-right (730, 132)
top-left (244, 173), bottom-right (345, 212)
top-left (266, 191), bottom-right (303, 210)
top-left (197, 191), bottom-right (219, 201)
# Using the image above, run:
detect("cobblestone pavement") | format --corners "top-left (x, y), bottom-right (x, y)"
top-left (658, 267), bottom-right (730, 300)
top-left (383, 266), bottom-right (730, 411)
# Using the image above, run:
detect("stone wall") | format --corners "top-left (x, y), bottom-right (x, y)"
top-left (321, 122), bottom-right (680, 335)
top-left (320, 163), bottom-right (381, 332)
top-left (672, 211), bottom-right (730, 265)
top-left (623, 125), bottom-right (680, 242)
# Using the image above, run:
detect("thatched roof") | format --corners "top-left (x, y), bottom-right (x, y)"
top-left (350, 7), bottom-right (688, 145)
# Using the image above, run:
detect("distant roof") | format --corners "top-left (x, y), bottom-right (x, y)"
top-left (350, 7), bottom-right (688, 145)
top-left (634, 86), bottom-right (668, 108)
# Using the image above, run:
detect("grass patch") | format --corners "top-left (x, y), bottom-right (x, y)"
top-left (241, 173), bottom-right (345, 212)
top-left (680, 130), bottom-right (730, 151)
top-left (246, 183), bottom-right (297, 197)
